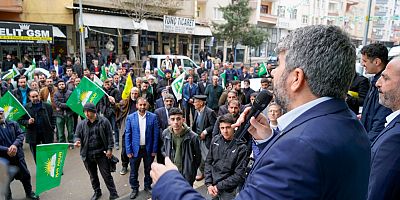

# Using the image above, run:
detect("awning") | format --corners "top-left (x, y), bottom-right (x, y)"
top-left (194, 26), bottom-right (212, 36)
top-left (53, 27), bottom-right (66, 38)
top-left (81, 13), bottom-right (212, 36)
top-left (82, 13), bottom-right (147, 30)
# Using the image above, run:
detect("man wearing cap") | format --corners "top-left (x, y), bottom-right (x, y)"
top-left (53, 79), bottom-right (74, 144)
top-left (155, 89), bottom-right (170, 109)
top-left (0, 107), bottom-right (40, 200)
top-left (74, 103), bottom-right (119, 200)
top-left (192, 95), bottom-right (217, 181)
top-left (154, 93), bottom-right (175, 164)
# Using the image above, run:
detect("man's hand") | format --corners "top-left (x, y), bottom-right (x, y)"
top-left (7, 145), bottom-right (17, 157)
top-left (127, 153), bottom-right (133, 158)
top-left (108, 96), bottom-right (115, 104)
top-left (150, 157), bottom-right (178, 184)
top-left (74, 141), bottom-right (81, 148)
top-left (28, 118), bottom-right (35, 124)
top-left (232, 107), bottom-right (272, 140)
top-left (200, 131), bottom-right (206, 140)
top-left (105, 150), bottom-right (112, 159)
top-left (207, 185), bottom-right (219, 197)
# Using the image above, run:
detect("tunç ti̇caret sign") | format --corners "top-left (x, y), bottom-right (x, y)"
top-left (163, 15), bottom-right (195, 35)
top-left (0, 21), bottom-right (53, 44)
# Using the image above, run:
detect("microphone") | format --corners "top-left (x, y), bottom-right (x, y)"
top-left (231, 90), bottom-right (273, 145)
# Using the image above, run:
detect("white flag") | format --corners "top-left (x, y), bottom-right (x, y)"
top-left (171, 73), bottom-right (185, 101)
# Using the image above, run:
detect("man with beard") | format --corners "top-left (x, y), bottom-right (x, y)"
top-left (54, 80), bottom-right (74, 144)
top-left (242, 79), bottom-right (255, 105)
top-left (161, 107), bottom-right (201, 186)
top-left (154, 94), bottom-right (175, 164)
top-left (150, 25), bottom-right (371, 200)
top-left (204, 76), bottom-right (223, 112)
top-left (39, 78), bottom-right (58, 112)
top-left (116, 87), bottom-right (139, 175)
top-left (18, 90), bottom-right (54, 163)
top-left (360, 43), bottom-right (392, 142)
top-left (125, 97), bottom-right (159, 199)
top-left (38, 73), bottom-right (47, 89)
top-left (212, 100), bottom-right (240, 137)
top-left (367, 58), bottom-right (400, 200)
top-left (12, 77), bottom-right (31, 106)
top-left (218, 90), bottom-right (245, 116)
top-left (0, 107), bottom-right (39, 200)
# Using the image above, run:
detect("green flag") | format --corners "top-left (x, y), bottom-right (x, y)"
top-left (24, 58), bottom-right (36, 80)
top-left (220, 71), bottom-right (226, 89)
top-left (171, 73), bottom-right (185, 101)
top-left (0, 91), bottom-right (29, 121)
top-left (157, 68), bottom-right (165, 78)
top-left (172, 66), bottom-right (179, 78)
top-left (36, 143), bottom-right (69, 195)
top-left (258, 62), bottom-right (268, 77)
top-left (66, 77), bottom-right (106, 118)
top-left (100, 65), bottom-right (107, 81)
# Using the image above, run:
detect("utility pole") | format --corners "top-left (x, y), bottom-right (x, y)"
top-left (363, 0), bottom-right (373, 46)
top-left (79, 0), bottom-right (87, 69)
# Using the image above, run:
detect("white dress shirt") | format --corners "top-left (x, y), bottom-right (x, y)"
top-left (385, 109), bottom-right (399, 127)
top-left (138, 112), bottom-right (147, 145)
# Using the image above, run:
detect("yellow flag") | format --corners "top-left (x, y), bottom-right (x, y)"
top-left (122, 73), bottom-right (133, 100)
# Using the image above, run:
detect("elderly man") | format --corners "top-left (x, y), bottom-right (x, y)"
top-left (150, 25), bottom-right (371, 200)
top-left (367, 58), bottom-right (400, 200)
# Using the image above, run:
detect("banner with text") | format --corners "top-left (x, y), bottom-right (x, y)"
top-left (0, 21), bottom-right (53, 44)
top-left (163, 15), bottom-right (195, 35)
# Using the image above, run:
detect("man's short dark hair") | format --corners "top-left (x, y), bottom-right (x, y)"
top-left (169, 107), bottom-right (183, 117)
top-left (231, 80), bottom-right (240, 85)
top-left (244, 79), bottom-right (250, 84)
top-left (227, 90), bottom-right (238, 96)
top-left (361, 43), bottom-right (388, 66)
top-left (261, 78), bottom-right (269, 84)
top-left (66, 66), bottom-right (73, 71)
top-left (219, 114), bottom-right (236, 124)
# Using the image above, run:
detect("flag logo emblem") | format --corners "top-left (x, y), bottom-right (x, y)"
top-left (45, 153), bottom-right (57, 177)
top-left (80, 91), bottom-right (93, 106)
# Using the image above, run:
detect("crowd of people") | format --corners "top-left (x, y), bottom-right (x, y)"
top-left (1, 24), bottom-right (400, 200)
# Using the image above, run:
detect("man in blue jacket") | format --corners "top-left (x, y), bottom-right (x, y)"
top-left (182, 75), bottom-right (199, 125)
top-left (367, 58), bottom-right (400, 200)
top-left (149, 25), bottom-right (371, 200)
top-left (360, 43), bottom-right (392, 142)
top-left (125, 97), bottom-right (159, 199)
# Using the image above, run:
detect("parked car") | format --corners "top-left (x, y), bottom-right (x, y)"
top-left (148, 55), bottom-right (199, 72)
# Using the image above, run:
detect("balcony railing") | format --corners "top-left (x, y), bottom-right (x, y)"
top-left (259, 13), bottom-right (278, 24)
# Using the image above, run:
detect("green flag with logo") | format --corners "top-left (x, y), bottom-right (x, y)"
top-left (258, 62), bottom-right (268, 77)
top-left (100, 65), bottom-right (108, 81)
top-left (36, 143), bottom-right (69, 195)
top-left (171, 73), bottom-right (185, 101)
top-left (157, 68), bottom-right (165, 78)
top-left (220, 71), bottom-right (226, 89)
top-left (66, 77), bottom-right (106, 118)
top-left (0, 91), bottom-right (28, 121)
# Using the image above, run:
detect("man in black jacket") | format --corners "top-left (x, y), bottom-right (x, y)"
top-left (54, 80), bottom-right (74, 143)
top-left (346, 73), bottom-right (370, 114)
top-left (97, 79), bottom-right (121, 149)
top-left (74, 103), bottom-right (119, 200)
top-left (161, 108), bottom-right (201, 186)
top-left (18, 90), bottom-right (54, 163)
top-left (0, 107), bottom-right (39, 200)
top-left (205, 114), bottom-right (248, 199)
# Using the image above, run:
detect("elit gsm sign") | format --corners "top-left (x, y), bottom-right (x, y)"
top-left (0, 21), bottom-right (53, 44)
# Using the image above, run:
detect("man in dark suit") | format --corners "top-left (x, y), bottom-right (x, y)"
top-left (155, 89), bottom-right (176, 109)
top-left (346, 73), bottom-right (370, 114)
top-left (367, 58), bottom-right (400, 200)
top-left (182, 75), bottom-right (199, 125)
top-left (360, 43), bottom-right (392, 142)
top-left (197, 72), bottom-right (209, 95)
top-left (49, 59), bottom-right (64, 78)
top-left (191, 95), bottom-right (216, 181)
top-left (154, 93), bottom-right (174, 164)
top-left (150, 25), bottom-right (371, 200)
top-left (125, 97), bottom-right (159, 199)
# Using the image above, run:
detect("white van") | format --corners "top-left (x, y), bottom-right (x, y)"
top-left (148, 55), bottom-right (199, 72)
top-left (389, 46), bottom-right (400, 59)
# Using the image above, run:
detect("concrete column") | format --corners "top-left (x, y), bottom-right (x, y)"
top-left (176, 34), bottom-right (179, 54)
top-left (158, 32), bottom-right (162, 54)
top-left (66, 25), bottom-right (75, 56)
top-left (223, 40), bottom-right (227, 63)
top-left (117, 29), bottom-right (123, 55)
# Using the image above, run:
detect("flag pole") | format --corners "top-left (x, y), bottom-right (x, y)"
top-left (7, 91), bottom-right (32, 118)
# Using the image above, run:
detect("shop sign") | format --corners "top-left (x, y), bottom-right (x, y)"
top-left (0, 21), bottom-right (53, 44)
top-left (163, 15), bottom-right (195, 35)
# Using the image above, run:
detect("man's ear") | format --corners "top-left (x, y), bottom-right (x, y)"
top-left (289, 68), bottom-right (306, 92)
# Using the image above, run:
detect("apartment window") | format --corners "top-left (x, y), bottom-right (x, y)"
top-left (302, 15), bottom-right (308, 24)
top-left (289, 9), bottom-right (297, 19)
top-left (328, 3), bottom-right (337, 12)
top-left (260, 5), bottom-right (269, 14)
top-left (278, 6), bottom-right (285, 17)
top-left (214, 8), bottom-right (223, 20)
